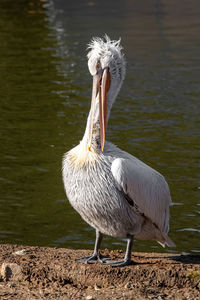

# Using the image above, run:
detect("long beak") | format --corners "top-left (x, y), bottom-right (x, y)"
top-left (98, 67), bottom-right (110, 152)
top-left (88, 68), bottom-right (110, 152)
top-left (88, 74), bottom-right (99, 152)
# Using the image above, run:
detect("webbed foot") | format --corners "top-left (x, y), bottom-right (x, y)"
top-left (76, 254), bottom-right (109, 264)
top-left (76, 254), bottom-right (100, 264)
top-left (102, 259), bottom-right (133, 267)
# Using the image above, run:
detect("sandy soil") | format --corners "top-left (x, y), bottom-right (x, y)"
top-left (0, 244), bottom-right (200, 299)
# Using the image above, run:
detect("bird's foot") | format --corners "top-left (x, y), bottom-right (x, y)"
top-left (102, 259), bottom-right (133, 267)
top-left (76, 254), bottom-right (99, 264)
top-left (76, 254), bottom-right (108, 264)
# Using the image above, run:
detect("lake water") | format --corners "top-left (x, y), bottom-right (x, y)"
top-left (0, 0), bottom-right (199, 254)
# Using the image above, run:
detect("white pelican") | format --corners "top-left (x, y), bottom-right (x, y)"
top-left (62, 35), bottom-right (175, 267)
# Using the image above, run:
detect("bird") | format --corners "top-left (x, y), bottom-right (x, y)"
top-left (62, 35), bottom-right (175, 267)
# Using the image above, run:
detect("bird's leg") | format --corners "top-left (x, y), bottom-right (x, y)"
top-left (76, 230), bottom-right (103, 264)
top-left (103, 234), bottom-right (134, 267)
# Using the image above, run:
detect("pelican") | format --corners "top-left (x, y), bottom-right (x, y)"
top-left (62, 35), bottom-right (175, 267)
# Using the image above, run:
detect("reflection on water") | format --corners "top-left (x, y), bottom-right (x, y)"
top-left (0, 0), bottom-right (199, 254)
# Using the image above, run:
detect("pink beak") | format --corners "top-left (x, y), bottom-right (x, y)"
top-left (88, 68), bottom-right (110, 152)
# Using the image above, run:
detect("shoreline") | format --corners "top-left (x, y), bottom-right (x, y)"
top-left (0, 244), bottom-right (200, 299)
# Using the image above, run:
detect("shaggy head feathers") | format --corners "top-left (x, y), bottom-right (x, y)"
top-left (87, 35), bottom-right (126, 82)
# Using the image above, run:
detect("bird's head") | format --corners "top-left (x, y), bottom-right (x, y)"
top-left (87, 35), bottom-right (126, 152)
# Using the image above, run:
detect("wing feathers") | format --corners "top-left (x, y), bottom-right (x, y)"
top-left (111, 157), bottom-right (172, 235)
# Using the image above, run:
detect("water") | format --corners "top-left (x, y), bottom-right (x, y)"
top-left (0, 0), bottom-right (199, 254)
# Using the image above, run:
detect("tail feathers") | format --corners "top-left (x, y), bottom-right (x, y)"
top-left (158, 232), bottom-right (176, 248)
top-left (135, 218), bottom-right (176, 248)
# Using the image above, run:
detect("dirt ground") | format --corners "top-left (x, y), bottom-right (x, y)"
top-left (0, 244), bottom-right (200, 299)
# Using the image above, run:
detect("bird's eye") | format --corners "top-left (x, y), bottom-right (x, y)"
top-left (96, 62), bottom-right (101, 70)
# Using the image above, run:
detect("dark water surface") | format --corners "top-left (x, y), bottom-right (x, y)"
top-left (0, 0), bottom-right (199, 254)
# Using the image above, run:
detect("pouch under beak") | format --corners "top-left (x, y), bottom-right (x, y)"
top-left (88, 68), bottom-right (110, 152)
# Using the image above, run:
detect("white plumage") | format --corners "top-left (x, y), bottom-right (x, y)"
top-left (62, 35), bottom-right (175, 267)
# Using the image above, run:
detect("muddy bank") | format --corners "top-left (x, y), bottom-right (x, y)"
top-left (0, 244), bottom-right (200, 299)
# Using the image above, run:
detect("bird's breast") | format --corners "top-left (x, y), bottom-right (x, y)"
top-left (62, 145), bottom-right (116, 213)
